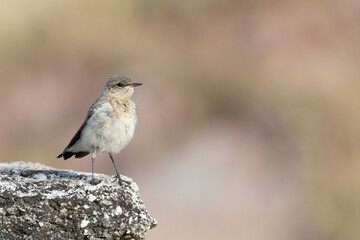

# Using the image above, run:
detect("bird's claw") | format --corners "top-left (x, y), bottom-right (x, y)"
top-left (90, 178), bottom-right (101, 185)
top-left (112, 174), bottom-right (122, 186)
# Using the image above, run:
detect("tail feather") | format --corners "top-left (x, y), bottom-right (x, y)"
top-left (57, 151), bottom-right (75, 160)
top-left (57, 151), bottom-right (89, 160)
top-left (75, 151), bottom-right (90, 158)
top-left (57, 109), bottom-right (93, 161)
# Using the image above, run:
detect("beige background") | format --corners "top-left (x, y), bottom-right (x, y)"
top-left (1, 1), bottom-right (360, 239)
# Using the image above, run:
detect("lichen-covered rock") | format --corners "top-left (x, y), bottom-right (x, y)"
top-left (0, 161), bottom-right (156, 240)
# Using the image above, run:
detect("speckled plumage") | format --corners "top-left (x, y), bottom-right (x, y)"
top-left (57, 74), bottom-right (142, 184)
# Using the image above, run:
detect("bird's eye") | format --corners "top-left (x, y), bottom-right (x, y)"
top-left (117, 83), bottom-right (123, 87)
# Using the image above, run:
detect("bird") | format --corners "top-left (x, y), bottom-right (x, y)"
top-left (57, 74), bottom-right (142, 185)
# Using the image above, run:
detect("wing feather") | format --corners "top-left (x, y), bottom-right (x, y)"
top-left (57, 109), bottom-right (94, 160)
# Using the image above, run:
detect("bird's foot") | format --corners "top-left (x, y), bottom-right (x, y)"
top-left (111, 174), bottom-right (122, 186)
top-left (90, 178), bottom-right (101, 185)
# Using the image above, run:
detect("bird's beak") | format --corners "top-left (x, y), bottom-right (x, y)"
top-left (129, 83), bottom-right (143, 87)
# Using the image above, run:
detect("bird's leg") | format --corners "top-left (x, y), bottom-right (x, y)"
top-left (90, 151), bottom-right (97, 185)
top-left (109, 154), bottom-right (122, 185)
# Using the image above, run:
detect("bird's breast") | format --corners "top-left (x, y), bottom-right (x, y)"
top-left (100, 109), bottom-right (136, 153)
top-left (82, 102), bottom-right (137, 154)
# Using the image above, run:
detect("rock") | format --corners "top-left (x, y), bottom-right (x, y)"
top-left (0, 161), bottom-right (156, 240)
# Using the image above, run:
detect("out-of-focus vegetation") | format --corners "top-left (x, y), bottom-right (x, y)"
top-left (1, 1), bottom-right (360, 239)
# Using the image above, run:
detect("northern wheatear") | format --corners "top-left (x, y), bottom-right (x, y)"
top-left (57, 74), bottom-right (142, 185)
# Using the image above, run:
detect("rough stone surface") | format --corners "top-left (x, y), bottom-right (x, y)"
top-left (0, 162), bottom-right (156, 240)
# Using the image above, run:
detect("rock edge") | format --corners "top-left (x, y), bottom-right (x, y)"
top-left (0, 161), bottom-right (156, 240)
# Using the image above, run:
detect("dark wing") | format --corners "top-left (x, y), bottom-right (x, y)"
top-left (57, 109), bottom-right (94, 160)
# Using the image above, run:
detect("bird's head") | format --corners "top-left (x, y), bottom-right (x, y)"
top-left (102, 74), bottom-right (142, 99)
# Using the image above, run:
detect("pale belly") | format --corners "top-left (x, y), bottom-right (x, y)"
top-left (77, 109), bottom-right (137, 154)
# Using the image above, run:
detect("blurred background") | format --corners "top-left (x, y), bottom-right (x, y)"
top-left (1, 0), bottom-right (360, 239)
